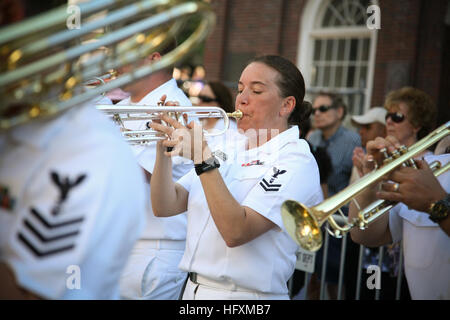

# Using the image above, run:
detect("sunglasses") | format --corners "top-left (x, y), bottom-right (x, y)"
top-left (385, 112), bottom-right (405, 123)
top-left (312, 105), bottom-right (336, 114)
top-left (198, 95), bottom-right (217, 103)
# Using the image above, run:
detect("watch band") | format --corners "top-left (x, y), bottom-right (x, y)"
top-left (195, 156), bottom-right (220, 176)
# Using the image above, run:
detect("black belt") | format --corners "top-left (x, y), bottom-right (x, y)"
top-left (189, 272), bottom-right (198, 284)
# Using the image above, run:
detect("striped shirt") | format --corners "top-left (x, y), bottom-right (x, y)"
top-left (308, 126), bottom-right (361, 197)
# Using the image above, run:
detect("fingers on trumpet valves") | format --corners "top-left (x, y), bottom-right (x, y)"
top-left (147, 119), bottom-right (174, 138)
top-left (159, 113), bottom-right (184, 129)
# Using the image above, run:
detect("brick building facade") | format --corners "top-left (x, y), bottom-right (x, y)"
top-left (202, 0), bottom-right (449, 123)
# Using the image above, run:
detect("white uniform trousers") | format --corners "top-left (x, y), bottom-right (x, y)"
top-left (182, 274), bottom-right (289, 300)
top-left (120, 239), bottom-right (187, 300)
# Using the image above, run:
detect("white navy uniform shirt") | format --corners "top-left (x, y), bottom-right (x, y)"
top-left (117, 78), bottom-right (193, 240)
top-left (389, 153), bottom-right (450, 300)
top-left (176, 126), bottom-right (324, 294)
top-left (0, 102), bottom-right (147, 299)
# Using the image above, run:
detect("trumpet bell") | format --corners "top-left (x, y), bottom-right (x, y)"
top-left (281, 200), bottom-right (322, 252)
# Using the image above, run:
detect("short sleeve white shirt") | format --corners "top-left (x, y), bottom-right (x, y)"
top-left (388, 153), bottom-right (450, 299)
top-left (0, 102), bottom-right (147, 299)
top-left (117, 78), bottom-right (193, 240)
top-left (177, 126), bottom-right (323, 294)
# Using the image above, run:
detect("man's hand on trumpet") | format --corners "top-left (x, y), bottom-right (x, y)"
top-left (376, 159), bottom-right (447, 213)
top-left (364, 135), bottom-right (448, 218)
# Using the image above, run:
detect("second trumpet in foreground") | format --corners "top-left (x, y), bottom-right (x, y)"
top-left (281, 121), bottom-right (450, 252)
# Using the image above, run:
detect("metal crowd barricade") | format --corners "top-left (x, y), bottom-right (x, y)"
top-left (289, 221), bottom-right (406, 300)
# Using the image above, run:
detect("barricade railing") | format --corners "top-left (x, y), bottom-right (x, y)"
top-left (289, 222), bottom-right (407, 300)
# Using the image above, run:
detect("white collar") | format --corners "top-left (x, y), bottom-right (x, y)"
top-left (248, 125), bottom-right (300, 155)
top-left (118, 78), bottom-right (177, 106)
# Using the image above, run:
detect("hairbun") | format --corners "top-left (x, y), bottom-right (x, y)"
top-left (288, 100), bottom-right (312, 125)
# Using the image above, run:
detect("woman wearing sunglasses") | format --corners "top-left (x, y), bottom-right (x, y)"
top-left (383, 86), bottom-right (437, 151)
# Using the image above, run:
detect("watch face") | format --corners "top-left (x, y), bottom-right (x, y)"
top-left (430, 197), bottom-right (450, 223)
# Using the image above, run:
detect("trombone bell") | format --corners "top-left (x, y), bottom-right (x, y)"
top-left (281, 200), bottom-right (323, 252)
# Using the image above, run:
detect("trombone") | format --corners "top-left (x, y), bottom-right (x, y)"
top-left (281, 121), bottom-right (450, 252)
top-left (96, 105), bottom-right (243, 144)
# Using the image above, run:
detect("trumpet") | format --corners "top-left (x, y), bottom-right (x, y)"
top-left (96, 105), bottom-right (243, 144)
top-left (281, 121), bottom-right (450, 252)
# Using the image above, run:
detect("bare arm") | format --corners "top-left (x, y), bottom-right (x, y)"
top-left (348, 137), bottom-right (400, 247)
top-left (438, 216), bottom-right (450, 237)
top-left (150, 140), bottom-right (189, 217)
top-left (349, 186), bottom-right (393, 247)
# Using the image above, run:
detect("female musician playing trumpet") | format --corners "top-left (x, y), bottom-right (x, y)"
top-left (150, 55), bottom-right (322, 299)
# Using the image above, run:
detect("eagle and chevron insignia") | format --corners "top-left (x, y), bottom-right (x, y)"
top-left (259, 167), bottom-right (287, 192)
top-left (17, 171), bottom-right (87, 258)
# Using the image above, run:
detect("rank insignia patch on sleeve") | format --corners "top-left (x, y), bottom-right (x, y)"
top-left (17, 171), bottom-right (87, 258)
top-left (259, 167), bottom-right (287, 192)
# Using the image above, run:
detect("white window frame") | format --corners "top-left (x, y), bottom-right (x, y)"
top-left (297, 0), bottom-right (378, 115)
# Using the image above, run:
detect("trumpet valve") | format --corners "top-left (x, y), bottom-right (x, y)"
top-left (381, 148), bottom-right (392, 165)
top-left (355, 213), bottom-right (368, 230)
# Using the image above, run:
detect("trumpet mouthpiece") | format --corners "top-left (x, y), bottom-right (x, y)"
top-left (227, 109), bottom-right (243, 119)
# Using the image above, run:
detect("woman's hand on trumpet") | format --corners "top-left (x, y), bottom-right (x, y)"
top-left (358, 135), bottom-right (403, 176)
top-left (149, 111), bottom-right (212, 164)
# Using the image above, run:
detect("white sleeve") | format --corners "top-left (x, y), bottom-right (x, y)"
top-left (241, 153), bottom-right (323, 231)
top-left (176, 168), bottom-right (196, 193)
top-left (136, 142), bottom-right (158, 173)
top-left (7, 136), bottom-right (147, 299)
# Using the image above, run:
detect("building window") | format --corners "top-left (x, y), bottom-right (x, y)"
top-left (298, 0), bottom-right (378, 116)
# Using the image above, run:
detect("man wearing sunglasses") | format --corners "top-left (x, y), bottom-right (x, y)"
top-left (307, 92), bottom-right (361, 300)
